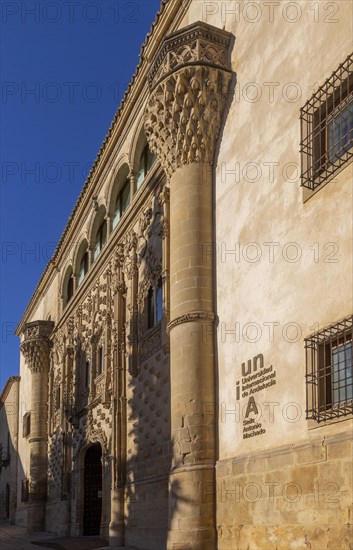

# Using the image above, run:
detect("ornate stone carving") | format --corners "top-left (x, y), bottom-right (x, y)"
top-left (123, 231), bottom-right (138, 280)
top-left (166, 311), bottom-right (216, 335)
top-left (20, 320), bottom-right (54, 372)
top-left (145, 21), bottom-right (233, 178)
top-left (137, 197), bottom-right (163, 306)
top-left (140, 323), bottom-right (162, 362)
top-left (148, 21), bottom-right (232, 89)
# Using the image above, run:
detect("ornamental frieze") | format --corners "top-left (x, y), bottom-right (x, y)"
top-left (148, 21), bottom-right (232, 89)
top-left (166, 311), bottom-right (217, 334)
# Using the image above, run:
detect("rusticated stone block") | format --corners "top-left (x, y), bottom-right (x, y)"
top-left (290, 464), bottom-right (318, 494)
top-left (327, 438), bottom-right (352, 461)
top-left (317, 461), bottom-right (344, 490)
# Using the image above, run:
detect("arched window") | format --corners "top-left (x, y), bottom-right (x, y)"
top-left (78, 250), bottom-right (89, 286)
top-left (137, 145), bottom-right (156, 189)
top-left (67, 277), bottom-right (74, 302)
top-left (113, 178), bottom-right (130, 229)
top-left (91, 205), bottom-right (107, 261)
top-left (63, 266), bottom-right (74, 307)
top-left (147, 278), bottom-right (163, 329)
top-left (94, 219), bottom-right (107, 260)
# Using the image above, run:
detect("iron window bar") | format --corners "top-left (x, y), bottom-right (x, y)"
top-left (305, 315), bottom-right (353, 422)
top-left (300, 52), bottom-right (353, 190)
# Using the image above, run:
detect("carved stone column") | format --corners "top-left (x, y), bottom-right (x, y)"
top-left (145, 21), bottom-right (233, 550)
top-left (20, 320), bottom-right (54, 532)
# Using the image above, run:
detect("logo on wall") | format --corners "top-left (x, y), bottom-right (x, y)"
top-left (236, 354), bottom-right (277, 439)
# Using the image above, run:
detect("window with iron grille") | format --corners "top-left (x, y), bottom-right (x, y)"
top-left (300, 52), bottom-right (353, 191)
top-left (305, 315), bottom-right (353, 422)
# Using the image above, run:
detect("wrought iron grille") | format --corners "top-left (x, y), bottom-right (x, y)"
top-left (305, 315), bottom-right (353, 422)
top-left (300, 52), bottom-right (353, 190)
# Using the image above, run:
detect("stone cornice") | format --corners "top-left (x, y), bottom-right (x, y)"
top-left (16, 0), bottom-right (189, 337)
top-left (148, 21), bottom-right (232, 90)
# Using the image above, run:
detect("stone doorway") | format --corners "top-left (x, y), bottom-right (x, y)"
top-left (83, 443), bottom-right (102, 535)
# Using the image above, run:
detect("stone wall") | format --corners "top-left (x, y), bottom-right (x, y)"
top-left (0, 377), bottom-right (19, 523)
top-left (216, 432), bottom-right (353, 549)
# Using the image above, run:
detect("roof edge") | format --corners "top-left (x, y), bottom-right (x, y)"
top-left (0, 376), bottom-right (20, 408)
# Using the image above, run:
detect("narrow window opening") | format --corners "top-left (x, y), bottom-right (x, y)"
top-left (137, 145), bottom-right (156, 189)
top-left (78, 251), bottom-right (89, 286)
top-left (113, 179), bottom-right (130, 229)
top-left (94, 220), bottom-right (107, 260)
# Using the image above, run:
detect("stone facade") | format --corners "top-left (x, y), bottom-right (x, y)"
top-left (1, 1), bottom-right (352, 549)
top-left (0, 377), bottom-right (20, 523)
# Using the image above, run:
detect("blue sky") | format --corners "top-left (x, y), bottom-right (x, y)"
top-left (0, 0), bottom-right (161, 393)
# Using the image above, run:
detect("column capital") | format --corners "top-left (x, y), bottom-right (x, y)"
top-left (20, 320), bottom-right (54, 373)
top-left (145, 21), bottom-right (233, 178)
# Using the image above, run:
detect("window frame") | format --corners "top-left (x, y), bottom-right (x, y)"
top-left (113, 178), bottom-right (131, 229)
top-left (147, 279), bottom-right (163, 330)
top-left (136, 145), bottom-right (156, 189)
top-left (300, 52), bottom-right (353, 194)
top-left (66, 275), bottom-right (74, 303)
top-left (305, 315), bottom-right (353, 423)
top-left (94, 219), bottom-right (107, 260)
top-left (78, 250), bottom-right (89, 286)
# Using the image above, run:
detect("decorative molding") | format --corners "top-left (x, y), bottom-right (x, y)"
top-left (148, 21), bottom-right (232, 89)
top-left (140, 323), bottom-right (162, 362)
top-left (123, 231), bottom-right (138, 280)
top-left (167, 311), bottom-right (216, 334)
top-left (136, 195), bottom-right (163, 307)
